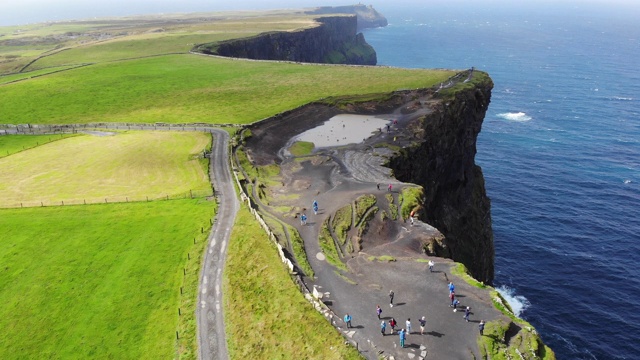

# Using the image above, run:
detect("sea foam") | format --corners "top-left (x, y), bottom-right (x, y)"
top-left (497, 112), bottom-right (532, 122)
top-left (496, 285), bottom-right (530, 317)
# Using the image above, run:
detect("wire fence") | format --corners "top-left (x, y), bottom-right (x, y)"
top-left (0, 189), bottom-right (214, 209)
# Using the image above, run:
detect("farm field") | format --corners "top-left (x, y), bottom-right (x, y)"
top-left (0, 199), bottom-right (215, 359)
top-left (0, 131), bottom-right (212, 208)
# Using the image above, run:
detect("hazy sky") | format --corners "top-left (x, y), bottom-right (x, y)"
top-left (2, 0), bottom-right (638, 26)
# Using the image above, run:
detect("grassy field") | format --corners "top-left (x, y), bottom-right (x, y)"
top-left (0, 199), bottom-right (215, 359)
top-left (0, 13), bottom-right (318, 74)
top-left (0, 131), bottom-right (211, 207)
top-left (0, 133), bottom-right (77, 158)
top-left (0, 54), bottom-right (454, 125)
top-left (224, 205), bottom-right (362, 359)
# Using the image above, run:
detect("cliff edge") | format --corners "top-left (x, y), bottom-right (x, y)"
top-left (305, 4), bottom-right (388, 30)
top-left (390, 74), bottom-right (496, 284)
top-left (194, 15), bottom-right (376, 65)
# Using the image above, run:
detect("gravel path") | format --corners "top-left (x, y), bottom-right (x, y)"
top-left (197, 129), bottom-right (238, 360)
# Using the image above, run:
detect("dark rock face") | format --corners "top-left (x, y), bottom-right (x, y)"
top-left (389, 81), bottom-right (496, 284)
top-left (305, 4), bottom-right (389, 30)
top-left (196, 16), bottom-right (376, 65)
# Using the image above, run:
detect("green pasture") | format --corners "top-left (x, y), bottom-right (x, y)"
top-left (0, 133), bottom-right (77, 157)
top-left (0, 131), bottom-right (211, 207)
top-left (0, 53), bottom-right (455, 125)
top-left (225, 205), bottom-right (362, 359)
top-left (0, 199), bottom-right (215, 359)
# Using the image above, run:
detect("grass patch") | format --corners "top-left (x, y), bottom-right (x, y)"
top-left (357, 206), bottom-right (378, 237)
top-left (354, 194), bottom-right (376, 225)
top-left (320, 219), bottom-right (347, 271)
top-left (0, 199), bottom-right (214, 359)
top-left (451, 262), bottom-right (487, 289)
top-left (0, 65), bottom-right (78, 84)
top-left (367, 255), bottom-right (396, 262)
top-left (0, 131), bottom-right (212, 207)
top-left (288, 141), bottom-right (315, 156)
top-left (332, 204), bottom-right (352, 246)
top-left (400, 186), bottom-right (424, 220)
top-left (225, 205), bottom-right (362, 360)
top-left (478, 318), bottom-right (556, 360)
top-left (385, 194), bottom-right (399, 221)
top-left (286, 224), bottom-right (314, 278)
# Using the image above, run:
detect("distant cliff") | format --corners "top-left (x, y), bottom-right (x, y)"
top-left (389, 74), bottom-right (496, 284)
top-left (305, 4), bottom-right (388, 30)
top-left (194, 16), bottom-right (376, 65)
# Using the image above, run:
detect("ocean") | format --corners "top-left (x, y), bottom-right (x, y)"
top-left (363, 3), bottom-right (640, 359)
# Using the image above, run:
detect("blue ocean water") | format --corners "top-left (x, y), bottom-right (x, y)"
top-left (363, 3), bottom-right (640, 359)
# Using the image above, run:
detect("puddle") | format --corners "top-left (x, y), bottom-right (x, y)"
top-left (293, 114), bottom-right (393, 148)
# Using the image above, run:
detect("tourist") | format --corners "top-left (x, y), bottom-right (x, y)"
top-left (428, 260), bottom-right (434, 273)
top-left (388, 184), bottom-right (393, 192)
top-left (389, 318), bottom-right (397, 334)
top-left (399, 328), bottom-right (406, 348)
top-left (389, 290), bottom-right (395, 307)
top-left (300, 213), bottom-right (307, 225)
top-left (464, 307), bottom-right (471, 322)
top-left (344, 313), bottom-right (352, 328)
top-left (406, 318), bottom-right (412, 334)
top-left (452, 298), bottom-right (460, 311)
top-left (380, 320), bottom-right (387, 336)
top-left (479, 320), bottom-right (485, 336)
top-left (376, 304), bottom-right (382, 319)
top-left (449, 291), bottom-right (455, 307)
top-left (419, 316), bottom-right (426, 335)
top-left (448, 281), bottom-right (455, 293)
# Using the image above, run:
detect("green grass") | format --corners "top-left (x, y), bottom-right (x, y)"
top-left (400, 186), bottom-right (424, 220)
top-left (288, 141), bottom-right (315, 156)
top-left (0, 199), bottom-right (214, 359)
top-left (0, 131), bottom-right (211, 207)
top-left (0, 54), bottom-right (454, 125)
top-left (354, 194), bottom-right (376, 225)
top-left (286, 224), bottom-right (315, 278)
top-left (332, 204), bottom-right (352, 246)
top-left (0, 133), bottom-right (77, 158)
top-left (367, 255), bottom-right (396, 262)
top-left (451, 262), bottom-right (487, 289)
top-left (319, 219), bottom-right (347, 271)
top-left (225, 205), bottom-right (362, 359)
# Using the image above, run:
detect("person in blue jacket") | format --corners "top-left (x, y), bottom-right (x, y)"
top-left (380, 320), bottom-right (386, 336)
top-left (399, 328), bottom-right (406, 348)
top-left (344, 313), bottom-right (352, 328)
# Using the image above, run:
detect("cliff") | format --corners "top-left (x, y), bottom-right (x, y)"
top-left (305, 4), bottom-right (388, 30)
top-left (389, 74), bottom-right (496, 284)
top-left (194, 16), bottom-right (376, 65)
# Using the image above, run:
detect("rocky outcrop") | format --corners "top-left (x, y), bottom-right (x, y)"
top-left (389, 76), bottom-right (496, 284)
top-left (305, 4), bottom-right (388, 30)
top-left (194, 16), bottom-right (376, 65)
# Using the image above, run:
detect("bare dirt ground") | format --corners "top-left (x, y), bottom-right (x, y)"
top-left (243, 90), bottom-right (506, 359)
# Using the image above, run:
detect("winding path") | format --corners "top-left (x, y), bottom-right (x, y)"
top-left (197, 129), bottom-right (239, 360)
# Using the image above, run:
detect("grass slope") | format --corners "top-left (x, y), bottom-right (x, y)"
top-left (0, 199), bottom-right (215, 359)
top-left (0, 54), bottom-right (454, 125)
top-left (225, 205), bottom-right (362, 359)
top-left (0, 131), bottom-right (211, 207)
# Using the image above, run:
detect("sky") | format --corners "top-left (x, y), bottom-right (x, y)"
top-left (1, 0), bottom-right (638, 26)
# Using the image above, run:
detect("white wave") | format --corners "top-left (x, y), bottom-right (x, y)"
top-left (497, 112), bottom-right (532, 122)
top-left (610, 96), bottom-right (633, 101)
top-left (624, 179), bottom-right (632, 184)
top-left (496, 285), bottom-right (530, 317)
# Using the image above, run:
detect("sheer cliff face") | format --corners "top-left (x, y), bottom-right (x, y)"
top-left (198, 16), bottom-right (376, 65)
top-left (390, 81), bottom-right (495, 284)
top-left (305, 4), bottom-right (389, 30)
